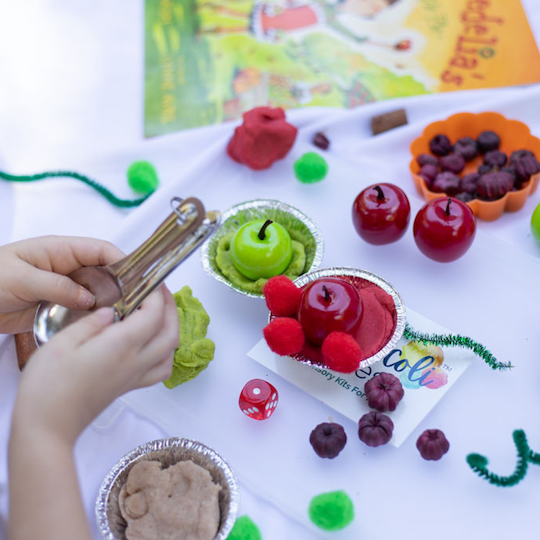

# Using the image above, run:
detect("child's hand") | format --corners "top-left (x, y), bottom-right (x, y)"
top-left (11, 284), bottom-right (179, 445)
top-left (0, 236), bottom-right (124, 335)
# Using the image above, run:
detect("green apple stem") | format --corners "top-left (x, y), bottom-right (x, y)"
top-left (373, 185), bottom-right (386, 200)
top-left (258, 219), bottom-right (273, 240)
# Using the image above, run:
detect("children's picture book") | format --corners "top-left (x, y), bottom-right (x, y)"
top-left (145, 0), bottom-right (540, 136)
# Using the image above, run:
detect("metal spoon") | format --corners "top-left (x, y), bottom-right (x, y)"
top-left (34, 196), bottom-right (221, 346)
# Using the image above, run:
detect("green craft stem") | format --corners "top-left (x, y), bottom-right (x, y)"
top-left (403, 323), bottom-right (512, 371)
top-left (0, 169), bottom-right (152, 208)
top-left (529, 448), bottom-right (540, 465)
top-left (466, 429), bottom-right (538, 487)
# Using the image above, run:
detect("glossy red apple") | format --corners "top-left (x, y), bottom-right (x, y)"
top-left (352, 183), bottom-right (411, 245)
top-left (413, 197), bottom-right (476, 263)
top-left (297, 277), bottom-right (363, 346)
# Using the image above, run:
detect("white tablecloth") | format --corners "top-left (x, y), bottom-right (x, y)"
top-left (1, 2), bottom-right (540, 539)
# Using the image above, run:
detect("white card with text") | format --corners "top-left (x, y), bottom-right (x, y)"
top-left (248, 309), bottom-right (473, 447)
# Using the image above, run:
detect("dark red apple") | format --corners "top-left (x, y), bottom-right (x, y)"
top-left (297, 277), bottom-right (363, 346)
top-left (413, 197), bottom-right (476, 263)
top-left (352, 183), bottom-right (411, 245)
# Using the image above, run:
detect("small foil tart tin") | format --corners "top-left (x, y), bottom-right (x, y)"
top-left (270, 267), bottom-right (406, 370)
top-left (96, 437), bottom-right (239, 540)
top-left (200, 199), bottom-right (324, 299)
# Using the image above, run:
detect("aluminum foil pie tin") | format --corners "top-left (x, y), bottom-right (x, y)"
top-left (200, 199), bottom-right (324, 298)
top-left (270, 266), bottom-right (406, 370)
top-left (96, 437), bottom-right (239, 539)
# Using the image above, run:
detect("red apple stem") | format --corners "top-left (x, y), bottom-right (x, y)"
top-left (322, 285), bottom-right (330, 302)
top-left (445, 198), bottom-right (452, 215)
top-left (373, 185), bottom-right (385, 200)
top-left (258, 219), bottom-right (273, 240)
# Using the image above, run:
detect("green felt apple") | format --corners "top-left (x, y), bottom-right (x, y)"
top-left (531, 201), bottom-right (540, 244)
top-left (230, 219), bottom-right (293, 280)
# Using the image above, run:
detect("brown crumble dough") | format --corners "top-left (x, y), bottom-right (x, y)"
top-left (119, 460), bottom-right (221, 540)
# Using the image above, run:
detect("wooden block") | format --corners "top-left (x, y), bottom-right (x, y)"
top-left (14, 332), bottom-right (38, 371)
top-left (371, 108), bottom-right (408, 135)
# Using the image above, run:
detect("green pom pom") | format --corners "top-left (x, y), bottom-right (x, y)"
top-left (294, 152), bottom-right (328, 184)
top-left (308, 490), bottom-right (354, 531)
top-left (227, 515), bottom-right (262, 540)
top-left (127, 160), bottom-right (159, 194)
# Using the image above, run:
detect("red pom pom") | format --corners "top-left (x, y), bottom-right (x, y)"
top-left (227, 107), bottom-right (298, 170)
top-left (263, 318), bottom-right (305, 356)
top-left (321, 332), bottom-right (362, 373)
top-left (263, 275), bottom-right (301, 317)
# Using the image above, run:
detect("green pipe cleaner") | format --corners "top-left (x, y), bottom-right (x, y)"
top-left (467, 430), bottom-right (540, 487)
top-left (404, 323), bottom-right (512, 371)
top-left (0, 169), bottom-right (153, 208)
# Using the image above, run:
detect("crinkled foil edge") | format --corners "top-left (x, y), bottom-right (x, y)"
top-left (271, 267), bottom-right (406, 370)
top-left (95, 437), bottom-right (239, 539)
top-left (200, 199), bottom-right (324, 298)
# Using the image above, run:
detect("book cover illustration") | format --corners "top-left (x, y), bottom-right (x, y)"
top-left (145, 0), bottom-right (540, 136)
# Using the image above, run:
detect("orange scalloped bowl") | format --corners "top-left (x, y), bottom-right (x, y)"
top-left (409, 112), bottom-right (540, 221)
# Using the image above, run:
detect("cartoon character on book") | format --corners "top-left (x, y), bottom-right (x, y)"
top-left (199, 0), bottom-right (410, 50)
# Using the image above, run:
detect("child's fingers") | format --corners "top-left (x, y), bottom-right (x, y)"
top-left (99, 287), bottom-right (169, 353)
top-left (139, 288), bottom-right (179, 361)
top-left (102, 286), bottom-right (178, 391)
top-left (135, 355), bottom-right (174, 388)
top-left (55, 236), bottom-right (125, 269)
top-left (49, 307), bottom-right (115, 348)
top-left (21, 236), bottom-right (125, 274)
top-left (22, 268), bottom-right (96, 310)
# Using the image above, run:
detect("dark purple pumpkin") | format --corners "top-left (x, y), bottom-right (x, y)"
top-left (431, 172), bottom-right (460, 196)
top-left (513, 154), bottom-right (540, 185)
top-left (416, 429), bottom-right (450, 460)
top-left (459, 172), bottom-right (480, 195)
top-left (429, 134), bottom-right (452, 156)
top-left (440, 153), bottom-right (465, 174)
top-left (309, 422), bottom-right (347, 459)
top-left (476, 171), bottom-right (514, 200)
top-left (417, 153), bottom-right (439, 167)
top-left (364, 372), bottom-right (404, 412)
top-left (358, 411), bottom-right (394, 447)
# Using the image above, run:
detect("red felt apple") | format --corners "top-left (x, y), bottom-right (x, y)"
top-left (413, 197), bottom-right (476, 263)
top-left (297, 277), bottom-right (363, 346)
top-left (352, 183), bottom-right (411, 245)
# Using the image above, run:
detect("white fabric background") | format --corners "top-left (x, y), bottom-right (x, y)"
top-left (1, 2), bottom-right (540, 539)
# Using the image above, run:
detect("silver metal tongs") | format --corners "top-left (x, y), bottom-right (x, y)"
top-left (34, 196), bottom-right (221, 346)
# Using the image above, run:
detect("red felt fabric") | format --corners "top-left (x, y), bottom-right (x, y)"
top-left (354, 285), bottom-right (395, 359)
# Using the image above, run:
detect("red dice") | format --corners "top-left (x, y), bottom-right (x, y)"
top-left (239, 379), bottom-right (279, 420)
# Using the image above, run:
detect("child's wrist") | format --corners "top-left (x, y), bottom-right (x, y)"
top-left (11, 401), bottom-right (79, 448)
top-left (9, 420), bottom-right (75, 459)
